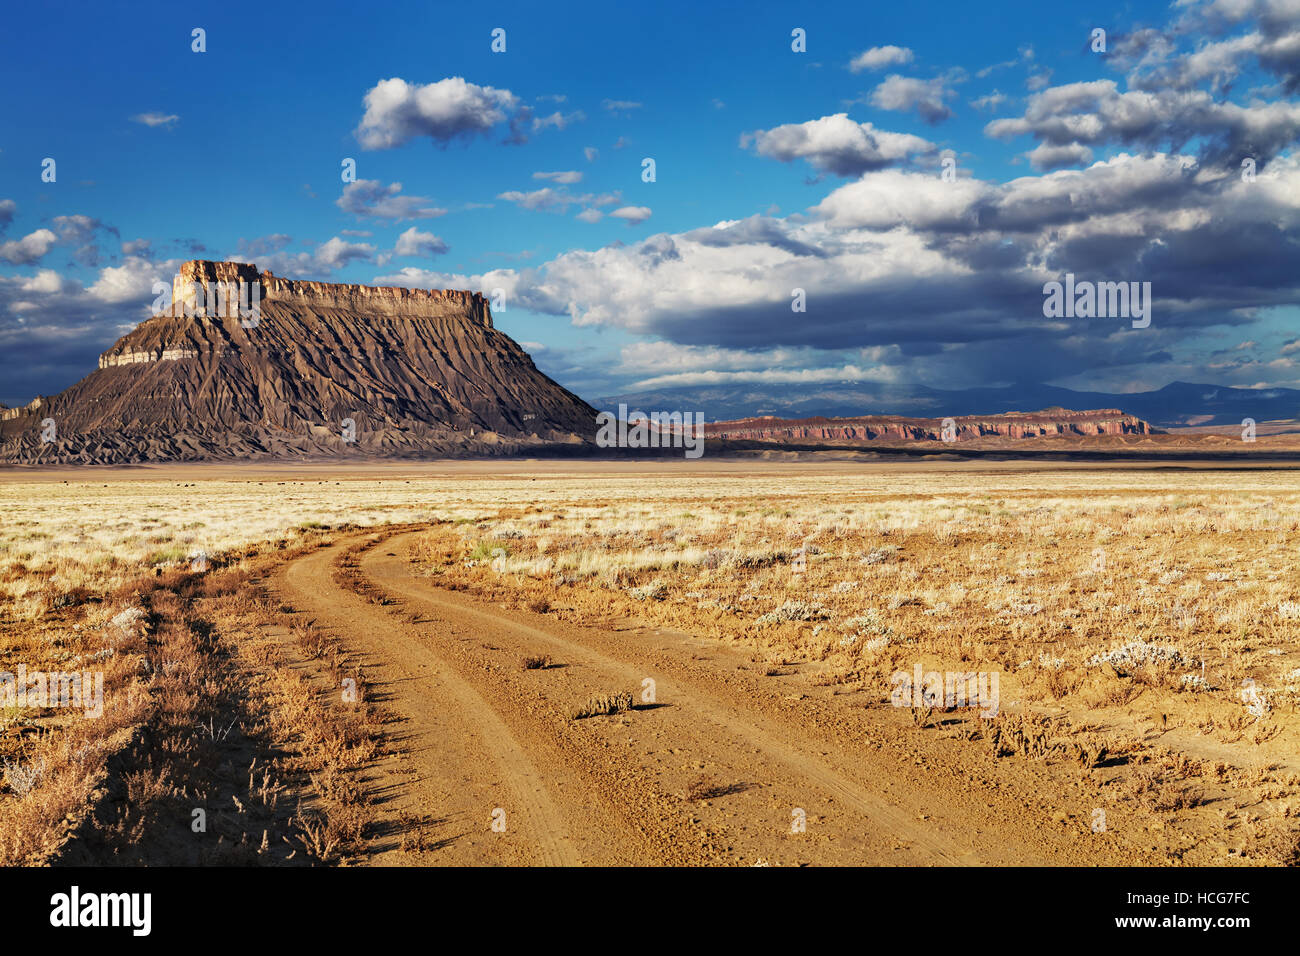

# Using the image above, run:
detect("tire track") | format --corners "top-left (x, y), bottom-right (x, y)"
top-left (274, 530), bottom-right (1162, 867)
top-left (276, 541), bottom-right (582, 865)
top-left (362, 533), bottom-right (1035, 865)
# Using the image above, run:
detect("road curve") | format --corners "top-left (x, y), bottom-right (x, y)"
top-left (271, 530), bottom-right (1164, 866)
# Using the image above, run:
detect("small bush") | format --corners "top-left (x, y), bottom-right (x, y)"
top-left (571, 691), bottom-right (633, 719)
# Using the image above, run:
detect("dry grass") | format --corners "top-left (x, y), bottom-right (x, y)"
top-left (2, 465), bottom-right (1298, 863)
top-left (0, 522), bottom-right (382, 864)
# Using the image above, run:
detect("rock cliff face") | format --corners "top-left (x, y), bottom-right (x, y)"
top-left (706, 409), bottom-right (1151, 443)
top-left (0, 261), bottom-right (594, 463)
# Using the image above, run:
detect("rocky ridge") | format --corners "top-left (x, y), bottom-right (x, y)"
top-left (704, 408), bottom-right (1152, 443)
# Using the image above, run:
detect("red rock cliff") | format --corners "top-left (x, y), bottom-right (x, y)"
top-left (706, 409), bottom-right (1151, 442)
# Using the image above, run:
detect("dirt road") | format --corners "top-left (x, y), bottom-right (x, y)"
top-left (271, 531), bottom-right (1166, 866)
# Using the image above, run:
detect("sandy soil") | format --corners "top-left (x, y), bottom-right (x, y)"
top-left (264, 528), bottom-right (1185, 866)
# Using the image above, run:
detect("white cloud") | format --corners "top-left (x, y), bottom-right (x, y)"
top-left (370, 266), bottom-right (522, 300)
top-left (984, 79), bottom-right (1300, 167)
top-left (498, 187), bottom-right (572, 212)
top-left (971, 91), bottom-right (1010, 111)
top-left (130, 112), bottom-right (179, 128)
top-left (0, 229), bottom-right (57, 265)
top-left (533, 170), bottom-right (583, 184)
top-left (609, 206), bottom-right (652, 224)
top-left (354, 76), bottom-right (518, 149)
top-left (870, 74), bottom-right (957, 124)
top-left (849, 45), bottom-right (914, 72)
top-left (52, 214), bottom-right (104, 243)
top-left (743, 113), bottom-right (935, 176)
top-left (87, 255), bottom-right (181, 304)
top-left (533, 110), bottom-right (585, 132)
top-left (19, 269), bottom-right (69, 295)
top-left (244, 237), bottom-right (375, 277)
top-left (1026, 142), bottom-right (1095, 171)
top-left (393, 226), bottom-right (448, 257)
top-left (812, 170), bottom-right (993, 231)
top-left (337, 180), bottom-right (446, 220)
top-left (465, 151), bottom-right (1300, 401)
top-left (498, 187), bottom-right (621, 213)
top-left (627, 363), bottom-right (888, 390)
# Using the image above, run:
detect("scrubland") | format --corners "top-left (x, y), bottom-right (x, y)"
top-left (1, 464), bottom-right (1297, 864)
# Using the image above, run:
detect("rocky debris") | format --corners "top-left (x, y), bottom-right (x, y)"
top-left (0, 261), bottom-right (594, 463)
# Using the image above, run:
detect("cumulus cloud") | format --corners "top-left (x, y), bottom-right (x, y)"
top-left (811, 170), bottom-right (994, 231)
top-left (742, 113), bottom-right (935, 176)
top-left (337, 180), bottom-right (447, 220)
top-left (369, 266), bottom-right (525, 304)
top-left (468, 151), bottom-right (1300, 393)
top-left (354, 76), bottom-right (519, 149)
top-left (52, 215), bottom-right (112, 244)
top-left (870, 74), bottom-right (958, 124)
top-left (0, 199), bottom-right (16, 232)
top-left (681, 215), bottom-right (827, 257)
top-left (1116, 1), bottom-right (1300, 94)
top-left (849, 45), bottom-right (914, 72)
top-left (234, 237), bottom-right (374, 277)
top-left (609, 206), bottom-right (652, 224)
top-left (0, 229), bottom-right (57, 265)
top-left (985, 79), bottom-right (1300, 168)
top-left (392, 226), bottom-right (448, 257)
top-left (87, 255), bottom-right (178, 304)
top-left (602, 99), bottom-right (643, 111)
top-left (1026, 142), bottom-right (1095, 171)
top-left (0, 254), bottom-right (189, 404)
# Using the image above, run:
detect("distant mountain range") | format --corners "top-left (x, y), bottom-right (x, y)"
top-left (596, 381), bottom-right (1300, 430)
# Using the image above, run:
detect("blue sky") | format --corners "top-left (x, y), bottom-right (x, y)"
top-left (2, 0), bottom-right (1298, 408)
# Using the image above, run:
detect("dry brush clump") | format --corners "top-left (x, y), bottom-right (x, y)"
top-left (570, 690), bottom-right (635, 720)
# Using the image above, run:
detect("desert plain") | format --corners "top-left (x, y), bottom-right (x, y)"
top-left (0, 458), bottom-right (1296, 866)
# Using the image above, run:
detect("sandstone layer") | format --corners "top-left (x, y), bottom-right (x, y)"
top-left (705, 408), bottom-right (1152, 443)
